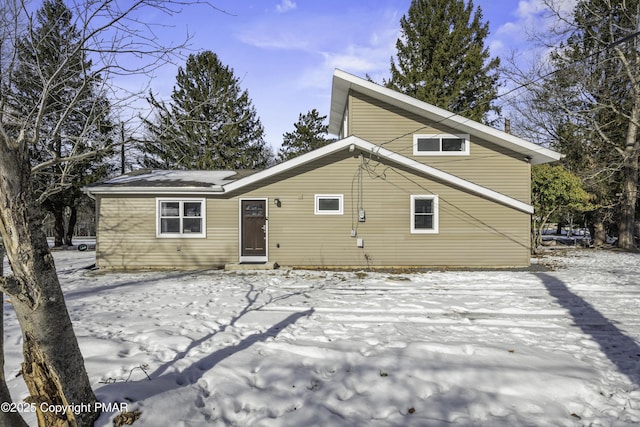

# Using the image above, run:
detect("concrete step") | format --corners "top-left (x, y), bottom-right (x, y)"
top-left (224, 262), bottom-right (277, 271)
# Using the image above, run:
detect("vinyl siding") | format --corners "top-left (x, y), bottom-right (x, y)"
top-left (348, 91), bottom-right (531, 204)
top-left (96, 90), bottom-right (534, 269)
top-left (96, 150), bottom-right (530, 269)
top-left (96, 195), bottom-right (237, 269)
top-left (232, 150), bottom-right (530, 267)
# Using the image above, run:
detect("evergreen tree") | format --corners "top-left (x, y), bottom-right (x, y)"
top-left (0, 1), bottom-right (213, 424)
top-left (141, 50), bottom-right (269, 170)
top-left (11, 0), bottom-right (114, 246)
top-left (278, 109), bottom-right (333, 161)
top-left (386, 0), bottom-right (500, 122)
top-left (531, 164), bottom-right (592, 250)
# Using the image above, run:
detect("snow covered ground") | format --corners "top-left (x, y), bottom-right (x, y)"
top-left (3, 248), bottom-right (640, 426)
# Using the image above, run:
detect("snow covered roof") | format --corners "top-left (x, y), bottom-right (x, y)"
top-left (328, 69), bottom-right (562, 165)
top-left (85, 169), bottom-right (257, 195)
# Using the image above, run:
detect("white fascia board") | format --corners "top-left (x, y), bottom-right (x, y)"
top-left (226, 135), bottom-right (533, 214)
top-left (329, 72), bottom-right (351, 136)
top-left (223, 137), bottom-right (361, 193)
top-left (362, 142), bottom-right (534, 214)
top-left (329, 69), bottom-right (562, 165)
top-left (84, 186), bottom-right (224, 196)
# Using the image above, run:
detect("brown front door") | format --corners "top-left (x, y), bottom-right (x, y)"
top-left (241, 200), bottom-right (267, 258)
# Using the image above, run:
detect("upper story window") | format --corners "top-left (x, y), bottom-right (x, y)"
top-left (413, 134), bottom-right (470, 156)
top-left (157, 198), bottom-right (206, 238)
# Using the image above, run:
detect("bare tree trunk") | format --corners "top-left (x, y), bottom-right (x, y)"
top-left (588, 210), bottom-right (607, 248)
top-left (0, 1), bottom-right (198, 424)
top-left (618, 107), bottom-right (640, 249)
top-left (619, 170), bottom-right (638, 249)
top-left (53, 207), bottom-right (65, 248)
top-left (0, 142), bottom-right (99, 426)
top-left (0, 242), bottom-right (30, 427)
top-left (0, 297), bottom-right (29, 427)
top-left (618, 147), bottom-right (639, 249)
top-left (64, 206), bottom-right (77, 247)
top-left (535, 221), bottom-right (545, 252)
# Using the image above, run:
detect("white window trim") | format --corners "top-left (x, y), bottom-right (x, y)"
top-left (156, 198), bottom-right (206, 238)
top-left (411, 195), bottom-right (439, 234)
top-left (413, 133), bottom-right (470, 156)
top-left (314, 194), bottom-right (344, 215)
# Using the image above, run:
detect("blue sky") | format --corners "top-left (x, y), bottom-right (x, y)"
top-left (123, 0), bottom-right (574, 152)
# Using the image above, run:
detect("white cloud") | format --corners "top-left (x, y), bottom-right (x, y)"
top-left (236, 6), bottom-right (400, 89)
top-left (486, 0), bottom-right (578, 106)
top-left (230, 4), bottom-right (405, 143)
top-left (299, 43), bottom-right (393, 92)
top-left (238, 29), bottom-right (310, 50)
top-left (323, 39), bottom-right (395, 76)
top-left (489, 39), bottom-right (506, 55)
top-left (517, 0), bottom-right (577, 20)
top-left (515, 0), bottom-right (547, 19)
top-left (276, 0), bottom-right (296, 14)
top-left (515, 0), bottom-right (577, 34)
top-left (490, 0), bottom-right (577, 59)
top-left (297, 9), bottom-right (401, 88)
top-left (300, 49), bottom-right (380, 91)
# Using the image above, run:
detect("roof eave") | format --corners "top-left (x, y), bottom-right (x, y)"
top-left (228, 136), bottom-right (533, 214)
top-left (84, 186), bottom-right (225, 196)
top-left (328, 69), bottom-right (562, 165)
top-left (368, 143), bottom-right (534, 214)
top-left (224, 137), bottom-right (360, 193)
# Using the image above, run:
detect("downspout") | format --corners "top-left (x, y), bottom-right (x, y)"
top-left (359, 153), bottom-right (364, 221)
top-left (83, 188), bottom-right (98, 265)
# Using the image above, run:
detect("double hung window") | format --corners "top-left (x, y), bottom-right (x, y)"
top-left (157, 199), bottom-right (206, 238)
top-left (411, 195), bottom-right (439, 234)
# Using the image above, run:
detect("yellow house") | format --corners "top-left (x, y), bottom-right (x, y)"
top-left (85, 70), bottom-right (562, 270)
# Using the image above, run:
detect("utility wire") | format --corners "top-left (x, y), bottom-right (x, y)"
top-left (345, 24), bottom-right (640, 247)
top-left (367, 26), bottom-right (640, 159)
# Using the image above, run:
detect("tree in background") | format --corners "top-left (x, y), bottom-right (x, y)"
top-left (141, 50), bottom-right (271, 170)
top-left (531, 164), bottom-right (592, 251)
top-left (558, 0), bottom-right (639, 250)
top-left (11, 0), bottom-right (115, 247)
top-left (0, 0), bottom-right (200, 424)
top-left (278, 109), bottom-right (333, 161)
top-left (550, 119), bottom-right (619, 247)
top-left (506, 0), bottom-right (640, 249)
top-left (385, 0), bottom-right (500, 122)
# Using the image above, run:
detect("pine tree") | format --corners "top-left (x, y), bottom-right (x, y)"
top-left (278, 109), bottom-right (333, 161)
top-left (141, 50), bottom-right (269, 170)
top-left (1, 1), bottom-right (110, 423)
top-left (12, 0), bottom-right (114, 247)
top-left (386, 0), bottom-right (500, 122)
top-left (1, 1), bottom-right (212, 424)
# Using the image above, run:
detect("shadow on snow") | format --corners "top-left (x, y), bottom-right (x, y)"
top-left (535, 272), bottom-right (640, 387)
top-left (95, 278), bottom-right (314, 403)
